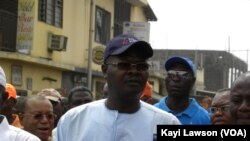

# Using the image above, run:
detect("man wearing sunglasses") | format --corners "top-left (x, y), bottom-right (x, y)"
top-left (0, 66), bottom-right (40, 141)
top-left (56, 34), bottom-right (180, 141)
top-left (154, 56), bottom-right (211, 125)
top-left (37, 88), bottom-right (63, 128)
top-left (20, 95), bottom-right (54, 141)
top-left (211, 88), bottom-right (233, 125)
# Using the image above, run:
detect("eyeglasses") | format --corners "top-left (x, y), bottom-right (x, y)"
top-left (166, 70), bottom-right (192, 80)
top-left (24, 112), bottom-right (55, 120)
top-left (106, 62), bottom-right (150, 71)
top-left (211, 106), bottom-right (230, 113)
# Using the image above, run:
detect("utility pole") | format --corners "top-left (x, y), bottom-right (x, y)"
top-left (194, 49), bottom-right (198, 96)
top-left (87, 0), bottom-right (94, 90)
top-left (247, 49), bottom-right (249, 70)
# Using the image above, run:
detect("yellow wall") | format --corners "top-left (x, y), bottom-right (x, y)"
top-left (131, 6), bottom-right (147, 21)
top-left (1, 0), bottom-right (155, 95)
top-left (32, 0), bottom-right (90, 68)
top-left (31, 0), bottom-right (149, 72)
top-left (32, 0), bottom-right (62, 58)
top-left (60, 0), bottom-right (90, 68)
top-left (0, 59), bottom-right (61, 95)
top-left (91, 0), bottom-right (114, 72)
top-left (91, 0), bottom-right (153, 96)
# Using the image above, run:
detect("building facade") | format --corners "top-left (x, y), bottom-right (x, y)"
top-left (0, 0), bottom-right (157, 98)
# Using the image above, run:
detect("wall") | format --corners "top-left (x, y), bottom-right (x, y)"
top-left (0, 58), bottom-right (61, 95)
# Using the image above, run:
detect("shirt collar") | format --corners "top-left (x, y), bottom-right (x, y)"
top-left (158, 97), bottom-right (198, 117)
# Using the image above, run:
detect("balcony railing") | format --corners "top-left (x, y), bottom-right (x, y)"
top-left (0, 10), bottom-right (17, 52)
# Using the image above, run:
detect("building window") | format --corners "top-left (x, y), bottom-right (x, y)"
top-left (95, 6), bottom-right (111, 45)
top-left (114, 0), bottom-right (131, 36)
top-left (38, 0), bottom-right (63, 28)
top-left (11, 65), bottom-right (22, 86)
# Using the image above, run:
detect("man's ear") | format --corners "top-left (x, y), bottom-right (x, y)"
top-left (101, 64), bottom-right (108, 78)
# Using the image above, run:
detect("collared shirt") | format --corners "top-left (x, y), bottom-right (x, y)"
top-left (56, 99), bottom-right (180, 141)
top-left (154, 97), bottom-right (211, 125)
top-left (0, 115), bottom-right (40, 141)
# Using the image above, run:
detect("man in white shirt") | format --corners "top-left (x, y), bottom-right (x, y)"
top-left (56, 34), bottom-right (180, 141)
top-left (0, 66), bottom-right (40, 141)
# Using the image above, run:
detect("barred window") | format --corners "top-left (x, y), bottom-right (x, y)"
top-left (38, 0), bottom-right (63, 28)
top-left (114, 0), bottom-right (131, 37)
top-left (95, 6), bottom-right (111, 45)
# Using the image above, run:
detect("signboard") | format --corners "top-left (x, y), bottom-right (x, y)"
top-left (92, 46), bottom-right (104, 65)
top-left (16, 0), bottom-right (35, 54)
top-left (123, 22), bottom-right (150, 42)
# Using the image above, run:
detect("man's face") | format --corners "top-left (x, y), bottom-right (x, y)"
top-left (211, 91), bottom-right (233, 125)
top-left (165, 64), bottom-right (195, 98)
top-left (69, 91), bottom-right (92, 109)
top-left (102, 51), bottom-right (149, 103)
top-left (21, 99), bottom-right (54, 141)
top-left (230, 79), bottom-right (250, 124)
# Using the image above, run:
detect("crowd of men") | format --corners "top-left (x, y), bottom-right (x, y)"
top-left (0, 34), bottom-right (250, 141)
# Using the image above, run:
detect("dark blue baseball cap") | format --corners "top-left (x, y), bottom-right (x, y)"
top-left (103, 34), bottom-right (153, 63)
top-left (165, 56), bottom-right (196, 76)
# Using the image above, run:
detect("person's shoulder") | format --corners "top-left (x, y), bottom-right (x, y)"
top-left (197, 107), bottom-right (211, 120)
top-left (62, 99), bottom-right (105, 118)
top-left (9, 125), bottom-right (41, 141)
top-left (194, 107), bottom-right (211, 124)
top-left (57, 99), bottom-right (106, 130)
top-left (153, 96), bottom-right (166, 107)
top-left (196, 103), bottom-right (210, 115)
top-left (141, 100), bottom-right (167, 114)
top-left (141, 101), bottom-right (181, 124)
top-left (190, 98), bottom-right (210, 114)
